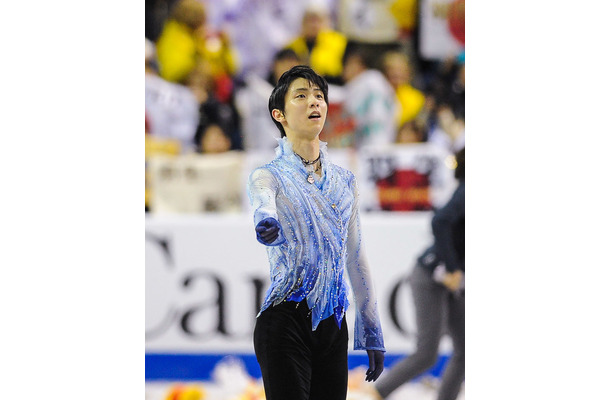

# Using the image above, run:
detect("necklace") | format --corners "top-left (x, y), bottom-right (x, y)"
top-left (295, 152), bottom-right (320, 165)
top-left (295, 152), bottom-right (321, 184)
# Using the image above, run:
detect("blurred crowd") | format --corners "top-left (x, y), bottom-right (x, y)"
top-left (145, 0), bottom-right (465, 211)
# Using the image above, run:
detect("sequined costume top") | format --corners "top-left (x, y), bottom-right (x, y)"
top-left (247, 137), bottom-right (385, 351)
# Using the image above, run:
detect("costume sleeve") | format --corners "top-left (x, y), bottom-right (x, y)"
top-left (247, 167), bottom-right (286, 246)
top-left (431, 182), bottom-right (465, 272)
top-left (345, 175), bottom-right (385, 351)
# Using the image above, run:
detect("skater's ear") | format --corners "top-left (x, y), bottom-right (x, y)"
top-left (272, 109), bottom-right (285, 123)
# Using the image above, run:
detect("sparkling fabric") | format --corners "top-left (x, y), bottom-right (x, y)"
top-left (247, 138), bottom-right (385, 351)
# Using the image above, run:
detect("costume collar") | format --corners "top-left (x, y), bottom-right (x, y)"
top-left (274, 137), bottom-right (329, 169)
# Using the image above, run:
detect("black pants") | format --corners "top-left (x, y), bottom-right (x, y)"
top-left (253, 300), bottom-right (348, 400)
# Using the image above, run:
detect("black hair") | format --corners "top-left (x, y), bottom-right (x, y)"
top-left (273, 48), bottom-right (300, 63)
top-left (342, 42), bottom-right (374, 69)
top-left (268, 65), bottom-right (329, 138)
top-left (265, 48), bottom-right (301, 85)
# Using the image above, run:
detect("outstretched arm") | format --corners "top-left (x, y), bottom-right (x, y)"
top-left (247, 168), bottom-right (285, 246)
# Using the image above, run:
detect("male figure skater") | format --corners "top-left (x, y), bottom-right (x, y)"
top-left (247, 65), bottom-right (385, 400)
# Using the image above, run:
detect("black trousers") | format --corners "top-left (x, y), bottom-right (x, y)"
top-left (253, 300), bottom-right (348, 400)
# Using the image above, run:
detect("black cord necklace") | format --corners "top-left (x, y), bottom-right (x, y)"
top-left (295, 152), bottom-right (321, 184)
top-left (295, 152), bottom-right (320, 165)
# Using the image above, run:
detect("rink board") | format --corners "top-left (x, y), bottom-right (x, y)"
top-left (146, 214), bottom-right (455, 381)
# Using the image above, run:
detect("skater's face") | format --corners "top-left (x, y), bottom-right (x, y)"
top-left (272, 77), bottom-right (327, 141)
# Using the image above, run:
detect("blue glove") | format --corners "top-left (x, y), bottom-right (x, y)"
top-left (365, 350), bottom-right (385, 382)
top-left (255, 217), bottom-right (281, 245)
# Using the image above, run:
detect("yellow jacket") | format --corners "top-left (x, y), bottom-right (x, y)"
top-left (156, 20), bottom-right (238, 83)
top-left (286, 30), bottom-right (347, 79)
top-left (395, 84), bottom-right (426, 126)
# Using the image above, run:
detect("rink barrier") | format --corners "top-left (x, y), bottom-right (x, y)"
top-left (145, 352), bottom-right (451, 381)
top-left (146, 213), bottom-right (457, 382)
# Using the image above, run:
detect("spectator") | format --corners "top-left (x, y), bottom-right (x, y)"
top-left (425, 59), bottom-right (465, 152)
top-left (199, 125), bottom-right (232, 154)
top-left (336, 0), bottom-right (421, 81)
top-left (283, 2), bottom-right (348, 84)
top-left (340, 44), bottom-right (397, 148)
top-left (430, 58), bottom-right (465, 122)
top-left (185, 64), bottom-right (242, 152)
top-left (427, 103), bottom-right (464, 152)
top-left (207, 0), bottom-right (307, 80)
top-left (381, 50), bottom-right (426, 129)
top-left (446, 62), bottom-right (465, 121)
top-left (155, 0), bottom-right (239, 94)
top-left (145, 0), bottom-right (177, 42)
top-left (396, 119), bottom-right (427, 144)
top-left (235, 48), bottom-right (301, 151)
top-left (145, 38), bottom-right (199, 154)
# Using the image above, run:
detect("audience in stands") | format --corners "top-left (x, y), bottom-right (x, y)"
top-left (381, 50), bottom-right (426, 130)
top-left (396, 119), bottom-right (428, 144)
top-left (185, 64), bottom-right (242, 152)
top-left (199, 125), bottom-right (232, 154)
top-left (145, 38), bottom-right (199, 154)
top-left (337, 0), bottom-right (415, 74)
top-left (283, 2), bottom-right (348, 85)
top-left (145, 0), bottom-right (466, 209)
top-left (340, 44), bottom-right (398, 148)
top-left (427, 59), bottom-right (466, 152)
top-left (235, 48), bottom-right (301, 151)
top-left (155, 0), bottom-right (239, 98)
top-left (211, 0), bottom-right (307, 81)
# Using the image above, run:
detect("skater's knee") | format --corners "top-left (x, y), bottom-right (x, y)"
top-left (411, 348), bottom-right (438, 370)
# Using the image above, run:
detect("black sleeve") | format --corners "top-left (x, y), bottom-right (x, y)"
top-left (431, 181), bottom-right (465, 273)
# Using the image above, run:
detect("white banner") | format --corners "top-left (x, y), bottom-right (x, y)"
top-left (146, 213), bottom-right (454, 355)
top-left (147, 152), bottom-right (245, 214)
top-left (357, 143), bottom-right (457, 212)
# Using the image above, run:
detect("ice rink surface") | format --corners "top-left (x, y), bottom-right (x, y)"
top-left (145, 364), bottom-right (465, 400)
top-left (145, 380), bottom-right (465, 400)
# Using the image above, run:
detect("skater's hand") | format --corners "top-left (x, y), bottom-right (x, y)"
top-left (365, 350), bottom-right (385, 382)
top-left (442, 270), bottom-right (463, 292)
top-left (255, 217), bottom-right (281, 245)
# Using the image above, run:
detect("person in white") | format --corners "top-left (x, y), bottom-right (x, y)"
top-left (144, 38), bottom-right (199, 153)
top-left (235, 48), bottom-right (301, 151)
top-left (341, 45), bottom-right (398, 149)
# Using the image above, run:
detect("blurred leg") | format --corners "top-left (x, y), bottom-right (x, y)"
top-left (437, 292), bottom-right (465, 400)
top-left (375, 266), bottom-right (445, 398)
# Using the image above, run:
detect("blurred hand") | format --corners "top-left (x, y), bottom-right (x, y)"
top-left (442, 270), bottom-right (464, 292)
top-left (255, 217), bottom-right (281, 245)
top-left (365, 350), bottom-right (385, 382)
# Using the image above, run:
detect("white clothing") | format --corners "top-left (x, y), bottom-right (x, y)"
top-left (234, 74), bottom-right (281, 151)
top-left (342, 69), bottom-right (398, 148)
top-left (145, 73), bottom-right (199, 153)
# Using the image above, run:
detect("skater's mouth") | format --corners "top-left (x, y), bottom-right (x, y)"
top-left (308, 112), bottom-right (321, 119)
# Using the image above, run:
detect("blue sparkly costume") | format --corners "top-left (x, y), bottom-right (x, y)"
top-left (247, 138), bottom-right (385, 351)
